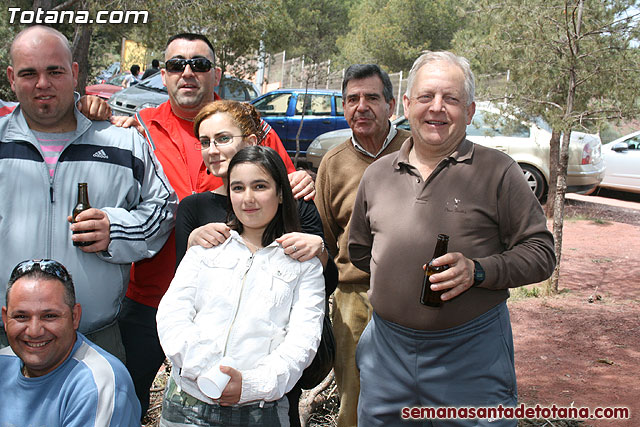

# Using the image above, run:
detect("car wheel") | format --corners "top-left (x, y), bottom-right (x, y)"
top-left (519, 164), bottom-right (546, 201)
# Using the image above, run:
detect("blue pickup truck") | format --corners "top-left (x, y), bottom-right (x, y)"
top-left (251, 89), bottom-right (349, 159)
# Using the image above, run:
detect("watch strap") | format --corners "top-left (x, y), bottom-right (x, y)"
top-left (473, 260), bottom-right (485, 287)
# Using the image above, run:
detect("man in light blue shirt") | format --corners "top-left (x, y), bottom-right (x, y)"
top-left (0, 259), bottom-right (140, 426)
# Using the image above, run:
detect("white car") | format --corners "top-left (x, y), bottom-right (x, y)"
top-left (307, 103), bottom-right (605, 201)
top-left (599, 131), bottom-right (640, 193)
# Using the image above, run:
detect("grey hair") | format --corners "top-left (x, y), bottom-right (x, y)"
top-left (405, 51), bottom-right (475, 106)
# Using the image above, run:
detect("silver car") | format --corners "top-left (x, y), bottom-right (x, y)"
top-left (307, 104), bottom-right (605, 201)
top-left (598, 131), bottom-right (640, 193)
top-left (108, 73), bottom-right (260, 116)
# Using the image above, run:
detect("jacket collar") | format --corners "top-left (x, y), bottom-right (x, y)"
top-left (0, 92), bottom-right (92, 146)
top-left (229, 230), bottom-right (281, 250)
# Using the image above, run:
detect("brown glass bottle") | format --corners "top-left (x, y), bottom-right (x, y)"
top-left (72, 183), bottom-right (94, 247)
top-left (420, 234), bottom-right (450, 307)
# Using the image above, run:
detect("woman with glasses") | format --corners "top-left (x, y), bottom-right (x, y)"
top-left (157, 146), bottom-right (325, 426)
top-left (173, 100), bottom-right (336, 426)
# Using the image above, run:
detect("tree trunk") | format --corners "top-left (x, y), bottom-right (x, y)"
top-left (294, 79), bottom-right (310, 169)
top-left (549, 130), bottom-right (571, 293)
top-left (545, 129), bottom-right (562, 218)
top-left (71, 19), bottom-right (93, 97)
top-left (549, 0), bottom-right (583, 293)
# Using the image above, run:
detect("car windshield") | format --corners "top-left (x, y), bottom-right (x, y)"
top-left (254, 92), bottom-right (291, 116)
top-left (468, 110), bottom-right (530, 137)
top-left (138, 73), bottom-right (167, 92)
top-left (219, 78), bottom-right (258, 101)
top-left (107, 73), bottom-right (128, 86)
top-left (106, 63), bottom-right (119, 74)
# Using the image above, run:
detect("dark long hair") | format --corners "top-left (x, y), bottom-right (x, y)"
top-left (226, 146), bottom-right (300, 246)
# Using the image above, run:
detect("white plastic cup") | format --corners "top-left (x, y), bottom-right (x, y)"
top-left (197, 356), bottom-right (237, 399)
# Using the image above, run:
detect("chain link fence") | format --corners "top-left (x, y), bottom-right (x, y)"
top-left (263, 51), bottom-right (409, 117)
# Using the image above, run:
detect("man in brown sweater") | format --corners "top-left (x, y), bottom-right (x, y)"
top-left (314, 64), bottom-right (410, 427)
top-left (348, 52), bottom-right (555, 426)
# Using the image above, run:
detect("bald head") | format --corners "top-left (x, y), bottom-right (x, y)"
top-left (7, 24), bottom-right (79, 132)
top-left (10, 25), bottom-right (73, 67)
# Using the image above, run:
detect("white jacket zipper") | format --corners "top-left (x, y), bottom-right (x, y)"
top-left (222, 252), bottom-right (255, 356)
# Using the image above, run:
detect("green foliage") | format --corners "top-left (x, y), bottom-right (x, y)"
top-left (337, 0), bottom-right (464, 72)
top-left (137, 0), bottom-right (286, 76)
top-left (511, 285), bottom-right (542, 299)
top-left (0, 0), bottom-right (288, 93)
top-left (268, 0), bottom-right (351, 64)
top-left (599, 122), bottom-right (624, 143)
top-left (0, 0), bottom-right (153, 97)
top-left (0, 0), bottom-right (37, 100)
top-left (453, 0), bottom-right (640, 129)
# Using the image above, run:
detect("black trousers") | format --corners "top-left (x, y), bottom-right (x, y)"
top-left (286, 384), bottom-right (302, 427)
top-left (118, 296), bottom-right (166, 418)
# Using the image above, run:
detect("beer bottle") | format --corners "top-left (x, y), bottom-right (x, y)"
top-left (420, 234), bottom-right (450, 307)
top-left (72, 183), bottom-right (94, 247)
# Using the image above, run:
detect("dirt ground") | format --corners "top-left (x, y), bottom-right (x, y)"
top-left (144, 195), bottom-right (640, 427)
top-left (510, 196), bottom-right (640, 427)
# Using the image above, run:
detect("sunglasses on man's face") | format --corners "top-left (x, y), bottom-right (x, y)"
top-left (9, 259), bottom-right (71, 284)
top-left (165, 58), bottom-right (213, 73)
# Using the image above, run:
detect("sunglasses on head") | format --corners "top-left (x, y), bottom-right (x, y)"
top-left (165, 57), bottom-right (213, 73)
top-left (9, 259), bottom-right (71, 285)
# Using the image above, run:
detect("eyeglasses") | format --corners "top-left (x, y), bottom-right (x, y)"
top-left (9, 259), bottom-right (72, 285)
top-left (196, 135), bottom-right (247, 150)
top-left (165, 58), bottom-right (213, 73)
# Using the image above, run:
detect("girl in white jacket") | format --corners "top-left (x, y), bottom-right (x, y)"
top-left (157, 145), bottom-right (325, 426)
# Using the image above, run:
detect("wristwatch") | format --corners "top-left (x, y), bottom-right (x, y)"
top-left (472, 260), bottom-right (485, 287)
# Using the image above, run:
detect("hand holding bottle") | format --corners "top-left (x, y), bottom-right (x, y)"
top-left (68, 209), bottom-right (111, 252)
top-left (423, 251), bottom-right (476, 304)
top-left (69, 183), bottom-right (110, 252)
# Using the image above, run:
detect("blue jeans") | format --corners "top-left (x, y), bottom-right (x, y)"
top-left (160, 377), bottom-right (289, 426)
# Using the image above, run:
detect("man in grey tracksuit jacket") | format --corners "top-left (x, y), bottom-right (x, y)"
top-left (0, 26), bottom-right (177, 360)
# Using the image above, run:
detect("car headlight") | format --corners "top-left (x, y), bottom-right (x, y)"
top-left (308, 138), bottom-right (322, 150)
